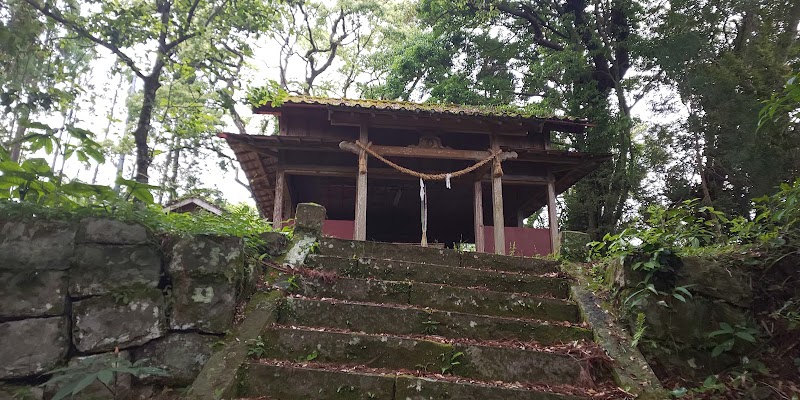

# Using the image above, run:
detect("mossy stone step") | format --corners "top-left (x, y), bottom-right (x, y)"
top-left (279, 297), bottom-right (592, 344)
top-left (319, 237), bottom-right (461, 265)
top-left (239, 362), bottom-right (588, 400)
top-left (317, 237), bottom-right (561, 274)
top-left (238, 362), bottom-right (394, 399)
top-left (257, 326), bottom-right (589, 386)
top-left (308, 255), bottom-right (570, 298)
top-left (302, 278), bottom-right (580, 323)
top-left (460, 251), bottom-right (561, 273)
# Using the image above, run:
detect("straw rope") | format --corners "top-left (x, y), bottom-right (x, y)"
top-left (355, 140), bottom-right (504, 180)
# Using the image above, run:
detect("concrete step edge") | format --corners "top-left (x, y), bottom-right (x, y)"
top-left (238, 360), bottom-right (608, 400)
top-left (256, 325), bottom-right (601, 386)
top-left (301, 277), bottom-right (581, 323)
top-left (279, 295), bottom-right (592, 344)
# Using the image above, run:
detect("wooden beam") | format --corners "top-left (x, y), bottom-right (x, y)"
top-left (354, 123), bottom-right (369, 241)
top-left (283, 175), bottom-right (293, 219)
top-left (273, 168), bottom-right (285, 230)
top-left (547, 172), bottom-right (559, 255)
top-left (339, 141), bottom-right (518, 162)
top-left (236, 142), bottom-right (279, 158)
top-left (281, 164), bottom-right (548, 187)
top-left (491, 136), bottom-right (505, 255)
top-left (329, 110), bottom-right (535, 135)
top-left (473, 180), bottom-right (485, 253)
top-left (482, 174), bottom-right (548, 185)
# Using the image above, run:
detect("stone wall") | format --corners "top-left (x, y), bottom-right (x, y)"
top-left (608, 254), bottom-right (754, 377)
top-left (0, 218), bottom-right (282, 398)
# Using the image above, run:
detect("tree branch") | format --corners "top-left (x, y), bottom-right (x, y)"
top-left (20, 0), bottom-right (145, 79)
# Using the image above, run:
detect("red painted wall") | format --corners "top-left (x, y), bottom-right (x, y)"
top-left (483, 226), bottom-right (552, 256)
top-left (321, 219), bottom-right (551, 257)
top-left (322, 220), bottom-right (355, 240)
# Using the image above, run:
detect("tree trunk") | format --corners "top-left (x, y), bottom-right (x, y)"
top-left (133, 73), bottom-right (162, 184)
top-left (10, 106), bottom-right (30, 162)
top-left (167, 141), bottom-right (181, 203)
top-left (113, 153), bottom-right (126, 193)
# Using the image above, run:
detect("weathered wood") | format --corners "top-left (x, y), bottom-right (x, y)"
top-left (491, 136), bottom-right (505, 255)
top-left (283, 175), bottom-right (293, 219)
top-left (473, 180), bottom-right (485, 253)
top-left (547, 173), bottom-right (559, 255)
top-left (273, 169), bottom-right (285, 230)
top-left (329, 111), bottom-right (536, 135)
top-left (354, 123), bottom-right (369, 241)
top-left (339, 141), bottom-right (518, 162)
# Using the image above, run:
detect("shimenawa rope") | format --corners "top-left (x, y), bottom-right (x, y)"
top-left (355, 140), bottom-right (504, 180)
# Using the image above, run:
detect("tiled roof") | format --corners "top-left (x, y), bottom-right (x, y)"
top-left (260, 96), bottom-right (588, 124)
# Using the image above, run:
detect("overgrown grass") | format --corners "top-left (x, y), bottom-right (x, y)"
top-left (0, 199), bottom-right (278, 243)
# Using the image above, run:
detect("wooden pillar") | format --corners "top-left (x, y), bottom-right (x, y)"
top-left (491, 137), bottom-right (505, 255)
top-left (547, 173), bottom-right (559, 255)
top-left (273, 168), bottom-right (285, 230)
top-left (354, 123), bottom-right (368, 241)
top-left (473, 180), bottom-right (485, 253)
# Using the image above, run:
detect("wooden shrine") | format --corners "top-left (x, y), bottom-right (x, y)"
top-left (220, 97), bottom-right (610, 256)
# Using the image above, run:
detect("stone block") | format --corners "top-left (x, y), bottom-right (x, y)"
top-left (133, 332), bottom-right (218, 386)
top-left (72, 289), bottom-right (165, 353)
top-left (257, 231), bottom-right (289, 256)
top-left (0, 317), bottom-right (68, 379)
top-left (166, 235), bottom-right (243, 277)
top-left (169, 275), bottom-right (237, 333)
top-left (69, 244), bottom-right (162, 296)
top-left (77, 218), bottom-right (151, 245)
top-left (625, 289), bottom-right (748, 344)
top-left (0, 270), bottom-right (67, 318)
top-left (605, 257), bottom-right (648, 289)
top-left (0, 220), bottom-right (75, 270)
top-left (558, 230), bottom-right (592, 261)
top-left (293, 202), bottom-right (326, 235)
top-left (678, 257), bottom-right (753, 307)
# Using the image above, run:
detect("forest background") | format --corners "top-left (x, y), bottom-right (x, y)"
top-left (1, 0), bottom-right (798, 238)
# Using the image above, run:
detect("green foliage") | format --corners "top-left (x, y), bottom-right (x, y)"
top-left (246, 82), bottom-right (289, 108)
top-left (645, 0), bottom-right (799, 216)
top-left (759, 71), bottom-right (800, 130)
top-left (631, 312), bottom-right (647, 348)
top-left (439, 351), bottom-right (463, 374)
top-left (707, 323), bottom-right (759, 358)
top-left (590, 179), bottom-right (800, 268)
top-left (42, 355), bottom-right (167, 400)
top-left (246, 335), bottom-right (268, 359)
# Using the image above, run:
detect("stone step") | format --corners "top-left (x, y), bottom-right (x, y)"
top-left (238, 361), bottom-right (590, 400)
top-left (257, 326), bottom-right (595, 386)
top-left (301, 277), bottom-right (581, 323)
top-left (279, 297), bottom-right (592, 344)
top-left (318, 237), bottom-right (560, 274)
top-left (307, 255), bottom-right (570, 298)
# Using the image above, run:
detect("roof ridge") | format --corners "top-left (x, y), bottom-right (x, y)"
top-left (278, 95), bottom-right (588, 122)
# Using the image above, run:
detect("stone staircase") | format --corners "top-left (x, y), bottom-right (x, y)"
top-left (230, 237), bottom-right (628, 399)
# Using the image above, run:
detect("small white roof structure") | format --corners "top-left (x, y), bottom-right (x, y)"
top-left (163, 197), bottom-right (224, 215)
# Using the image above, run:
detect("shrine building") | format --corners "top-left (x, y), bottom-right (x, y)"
top-left (220, 97), bottom-right (609, 256)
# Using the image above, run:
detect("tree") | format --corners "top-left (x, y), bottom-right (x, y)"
top-left (21, 0), bottom-right (276, 184)
top-left (647, 0), bottom-right (800, 215)
top-left (363, 0), bottom-right (648, 238)
top-left (0, 0), bottom-right (95, 163)
top-left (269, 0), bottom-right (388, 96)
